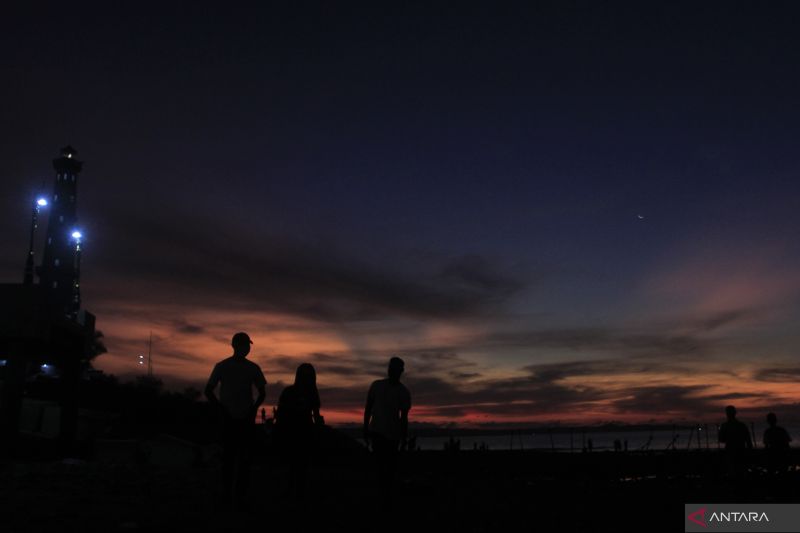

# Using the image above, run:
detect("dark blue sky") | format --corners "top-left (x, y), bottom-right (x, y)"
top-left (2, 2), bottom-right (800, 424)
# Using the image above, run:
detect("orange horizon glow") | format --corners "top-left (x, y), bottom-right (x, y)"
top-left (84, 236), bottom-right (800, 427)
top-left (92, 304), bottom-right (800, 426)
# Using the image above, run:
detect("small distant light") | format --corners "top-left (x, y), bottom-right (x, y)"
top-left (66, 153), bottom-right (72, 158)
top-left (71, 231), bottom-right (82, 240)
top-left (0, 359), bottom-right (7, 367)
top-left (37, 198), bottom-right (48, 207)
top-left (41, 363), bottom-right (49, 369)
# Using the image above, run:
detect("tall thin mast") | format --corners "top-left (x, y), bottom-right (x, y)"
top-left (148, 331), bottom-right (153, 377)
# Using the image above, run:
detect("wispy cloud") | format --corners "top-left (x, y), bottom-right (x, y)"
top-left (77, 207), bottom-right (800, 425)
top-left (752, 367), bottom-right (800, 383)
top-left (87, 208), bottom-right (526, 323)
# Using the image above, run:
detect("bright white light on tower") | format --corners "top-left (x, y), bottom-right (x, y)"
top-left (71, 231), bottom-right (82, 240)
top-left (37, 198), bottom-right (48, 207)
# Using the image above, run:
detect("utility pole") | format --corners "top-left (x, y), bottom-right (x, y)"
top-left (148, 331), bottom-right (153, 377)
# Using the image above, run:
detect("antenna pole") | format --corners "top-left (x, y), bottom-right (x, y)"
top-left (148, 331), bottom-right (153, 377)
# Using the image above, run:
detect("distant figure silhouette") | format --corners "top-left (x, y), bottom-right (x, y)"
top-left (204, 332), bottom-right (267, 509)
top-left (764, 412), bottom-right (791, 449)
top-left (718, 405), bottom-right (753, 450)
top-left (763, 412), bottom-right (791, 474)
top-left (275, 363), bottom-right (323, 499)
top-left (444, 436), bottom-right (461, 452)
top-left (718, 405), bottom-right (752, 478)
top-left (364, 356), bottom-right (411, 504)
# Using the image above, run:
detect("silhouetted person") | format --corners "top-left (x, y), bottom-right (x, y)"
top-left (718, 405), bottom-right (753, 450)
top-left (445, 435), bottom-right (461, 452)
top-left (275, 363), bottom-right (323, 499)
top-left (764, 412), bottom-right (791, 449)
top-left (205, 332), bottom-right (267, 510)
top-left (763, 412), bottom-right (791, 474)
top-left (718, 405), bottom-right (752, 478)
top-left (364, 356), bottom-right (411, 506)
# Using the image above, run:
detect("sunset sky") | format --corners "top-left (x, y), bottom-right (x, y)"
top-left (2, 3), bottom-right (800, 426)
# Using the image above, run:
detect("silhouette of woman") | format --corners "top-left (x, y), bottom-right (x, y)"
top-left (275, 363), bottom-right (323, 499)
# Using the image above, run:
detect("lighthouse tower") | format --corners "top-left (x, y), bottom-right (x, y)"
top-left (38, 145), bottom-right (83, 317)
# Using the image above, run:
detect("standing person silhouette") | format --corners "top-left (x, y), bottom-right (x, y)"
top-left (763, 412), bottom-right (792, 474)
top-left (718, 405), bottom-right (753, 450)
top-left (718, 405), bottom-right (752, 478)
top-left (764, 412), bottom-right (792, 449)
top-left (364, 356), bottom-right (411, 506)
top-left (204, 332), bottom-right (267, 510)
top-left (275, 363), bottom-right (323, 499)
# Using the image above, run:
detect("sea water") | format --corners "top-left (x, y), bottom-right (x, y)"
top-left (413, 425), bottom-right (800, 451)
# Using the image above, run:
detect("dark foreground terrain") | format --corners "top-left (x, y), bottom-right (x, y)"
top-left (2, 445), bottom-right (798, 533)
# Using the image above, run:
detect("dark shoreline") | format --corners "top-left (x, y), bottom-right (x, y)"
top-left (3, 444), bottom-right (798, 533)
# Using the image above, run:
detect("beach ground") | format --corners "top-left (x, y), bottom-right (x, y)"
top-left (2, 449), bottom-right (798, 532)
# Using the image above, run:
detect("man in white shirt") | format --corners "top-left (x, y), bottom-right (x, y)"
top-left (364, 356), bottom-right (411, 499)
top-left (205, 332), bottom-right (266, 508)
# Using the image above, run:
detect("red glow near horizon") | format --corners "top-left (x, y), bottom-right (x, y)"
top-left (83, 236), bottom-right (800, 427)
top-left (91, 302), bottom-right (800, 426)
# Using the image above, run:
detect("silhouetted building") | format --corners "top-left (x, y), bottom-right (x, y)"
top-left (38, 146), bottom-right (83, 318)
top-left (0, 147), bottom-right (95, 457)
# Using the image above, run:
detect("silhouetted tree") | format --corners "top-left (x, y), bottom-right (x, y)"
top-left (183, 386), bottom-right (202, 402)
top-left (81, 330), bottom-right (108, 371)
top-left (135, 374), bottom-right (163, 393)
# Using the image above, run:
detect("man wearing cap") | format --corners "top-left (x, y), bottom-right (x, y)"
top-left (205, 332), bottom-right (267, 508)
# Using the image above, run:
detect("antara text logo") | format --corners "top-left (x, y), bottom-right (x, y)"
top-left (688, 506), bottom-right (770, 528)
